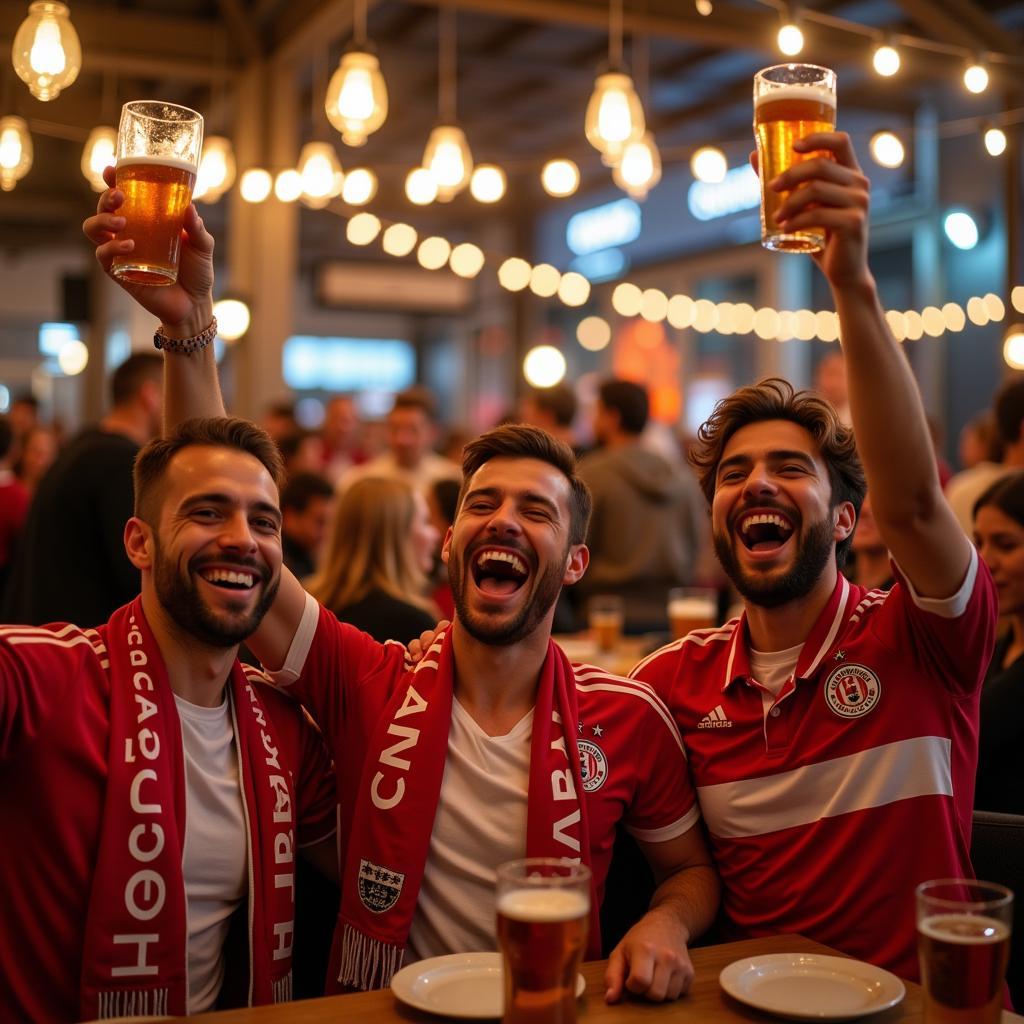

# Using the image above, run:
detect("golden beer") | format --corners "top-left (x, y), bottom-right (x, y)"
top-left (753, 66), bottom-right (836, 253)
top-left (669, 595), bottom-right (717, 640)
top-left (497, 887), bottom-right (589, 1024)
top-left (113, 157), bottom-right (197, 286)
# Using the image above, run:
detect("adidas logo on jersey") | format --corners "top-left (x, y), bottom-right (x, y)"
top-left (698, 704), bottom-right (733, 729)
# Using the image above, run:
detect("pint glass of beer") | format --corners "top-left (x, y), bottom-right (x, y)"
top-left (496, 858), bottom-right (590, 1024)
top-left (916, 878), bottom-right (1013, 1024)
top-left (753, 63), bottom-right (836, 253)
top-left (112, 101), bottom-right (203, 286)
top-left (588, 594), bottom-right (624, 653)
top-left (668, 587), bottom-right (718, 640)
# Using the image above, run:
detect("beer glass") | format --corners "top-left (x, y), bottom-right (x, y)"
top-left (667, 587), bottom-right (718, 640)
top-left (916, 878), bottom-right (1013, 1024)
top-left (112, 101), bottom-right (203, 286)
top-left (587, 594), bottom-right (624, 653)
top-left (753, 63), bottom-right (836, 253)
top-left (496, 858), bottom-right (590, 1024)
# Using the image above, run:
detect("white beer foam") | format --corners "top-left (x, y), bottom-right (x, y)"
top-left (115, 154), bottom-right (198, 173)
top-left (670, 598), bottom-right (716, 616)
top-left (919, 913), bottom-right (1010, 945)
top-left (498, 887), bottom-right (589, 923)
top-left (755, 84), bottom-right (836, 111)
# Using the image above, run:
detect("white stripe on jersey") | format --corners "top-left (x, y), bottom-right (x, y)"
top-left (574, 679), bottom-right (686, 759)
top-left (696, 735), bottom-right (952, 839)
top-left (0, 623), bottom-right (82, 639)
top-left (629, 621), bottom-right (738, 678)
top-left (5, 634), bottom-right (100, 652)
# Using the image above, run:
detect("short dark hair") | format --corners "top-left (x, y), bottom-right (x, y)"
top-left (459, 424), bottom-right (592, 545)
top-left (281, 471), bottom-right (334, 513)
top-left (690, 377), bottom-right (866, 569)
top-left (392, 386), bottom-right (437, 422)
top-left (973, 470), bottom-right (1024, 526)
top-left (599, 379), bottom-right (649, 435)
top-left (112, 353), bottom-right (163, 407)
top-left (134, 417), bottom-right (284, 524)
top-left (431, 477), bottom-right (461, 527)
top-left (529, 384), bottom-right (577, 429)
top-left (994, 379), bottom-right (1024, 447)
top-left (0, 416), bottom-right (12, 461)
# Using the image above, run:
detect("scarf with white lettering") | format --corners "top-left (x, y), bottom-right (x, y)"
top-left (338, 630), bottom-right (600, 991)
top-left (79, 597), bottom-right (297, 1019)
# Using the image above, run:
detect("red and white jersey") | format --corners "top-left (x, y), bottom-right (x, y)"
top-left (275, 596), bottom-right (700, 910)
top-left (631, 551), bottom-right (997, 980)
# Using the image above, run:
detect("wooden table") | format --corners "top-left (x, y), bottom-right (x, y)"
top-left (179, 933), bottom-right (1023, 1023)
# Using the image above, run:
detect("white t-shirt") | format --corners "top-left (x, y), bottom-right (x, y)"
top-left (748, 643), bottom-right (803, 697)
top-left (175, 694), bottom-right (248, 1014)
top-left (406, 699), bottom-right (532, 962)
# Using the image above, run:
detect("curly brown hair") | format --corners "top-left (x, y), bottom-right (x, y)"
top-left (690, 378), bottom-right (866, 568)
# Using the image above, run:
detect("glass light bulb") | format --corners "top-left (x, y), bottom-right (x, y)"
top-left (341, 167), bottom-right (377, 205)
top-left (213, 299), bottom-right (251, 341)
top-left (964, 64), bottom-right (989, 94)
top-left (405, 167), bottom-right (437, 205)
top-left (523, 346), bottom-right (567, 388)
top-left (325, 50), bottom-right (389, 147)
top-left (423, 125), bottom-right (473, 199)
top-left (450, 242), bottom-right (485, 278)
top-left (1004, 326), bottom-right (1024, 370)
top-left (0, 117), bottom-right (33, 191)
top-left (298, 142), bottom-right (343, 207)
top-left (240, 168), bottom-right (272, 203)
top-left (274, 169), bottom-right (303, 202)
top-left (382, 223), bottom-right (417, 256)
top-left (585, 71), bottom-right (645, 163)
top-left (470, 164), bottom-right (506, 203)
top-left (869, 131), bottom-right (905, 169)
top-left (58, 339), bottom-right (88, 375)
top-left (541, 159), bottom-right (579, 197)
top-left (777, 23), bottom-right (804, 56)
top-left (613, 132), bottom-right (661, 199)
top-left (12, 2), bottom-right (81, 101)
top-left (984, 128), bottom-right (1007, 157)
top-left (873, 44), bottom-right (900, 76)
top-left (194, 136), bottom-right (236, 203)
top-left (81, 125), bottom-right (116, 191)
top-left (690, 146), bottom-right (727, 183)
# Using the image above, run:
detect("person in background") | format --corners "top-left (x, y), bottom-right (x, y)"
top-left (278, 428), bottom-right (325, 479)
top-left (7, 393), bottom-right (40, 449)
top-left (945, 386), bottom-right (1024, 534)
top-left (342, 388), bottom-right (461, 495)
top-left (630, 132), bottom-right (996, 982)
top-left (0, 417), bottom-right (30, 601)
top-left (428, 477), bottom-right (461, 621)
top-left (307, 475), bottom-right (439, 644)
top-left (3, 353), bottom-right (164, 626)
top-left (320, 395), bottom-right (364, 485)
top-left (261, 400), bottom-right (298, 444)
top-left (13, 424), bottom-right (58, 497)
top-left (280, 471), bottom-right (335, 580)
top-left (971, 471), bottom-right (1024, 815)
top-left (519, 384), bottom-right (579, 454)
top-left (576, 378), bottom-right (707, 632)
top-left (848, 494), bottom-right (893, 591)
top-left (959, 411), bottom-right (1003, 472)
top-left (813, 349), bottom-right (850, 425)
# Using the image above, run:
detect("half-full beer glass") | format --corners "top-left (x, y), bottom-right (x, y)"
top-left (496, 858), bottom-right (590, 1024)
top-left (753, 63), bottom-right (836, 253)
top-left (916, 878), bottom-right (1013, 1024)
top-left (113, 101), bottom-right (203, 286)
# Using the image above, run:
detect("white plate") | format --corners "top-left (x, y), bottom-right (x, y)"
top-left (391, 952), bottom-right (586, 1019)
top-left (719, 953), bottom-right (906, 1021)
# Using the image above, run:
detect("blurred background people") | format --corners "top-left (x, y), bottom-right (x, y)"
top-left (813, 350), bottom-right (851, 426)
top-left (278, 428), bottom-right (325, 479)
top-left (958, 410), bottom-right (1003, 471)
top-left (848, 494), bottom-right (894, 591)
top-left (518, 383), bottom-right (579, 454)
top-left (280, 471), bottom-right (335, 579)
top-left (308, 475), bottom-right (439, 643)
top-left (342, 387), bottom-right (460, 495)
top-left (0, 417), bottom-right (29, 599)
top-left (260, 400), bottom-right (298, 443)
top-left (12, 425), bottom-right (58, 498)
top-left (971, 471), bottom-right (1024, 816)
top-left (575, 378), bottom-right (707, 632)
top-left (427, 477), bottom-right (461, 621)
top-left (7, 393), bottom-right (40, 450)
top-left (321, 394), bottom-right (364, 485)
top-left (2, 353), bottom-right (163, 626)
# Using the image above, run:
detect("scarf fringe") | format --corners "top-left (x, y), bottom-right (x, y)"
top-left (338, 922), bottom-right (405, 991)
top-left (272, 971), bottom-right (293, 1004)
top-left (97, 987), bottom-right (169, 1018)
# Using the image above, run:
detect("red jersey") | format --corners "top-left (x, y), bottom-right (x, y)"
top-left (276, 597), bottom-right (699, 919)
top-left (0, 615), bottom-right (337, 1024)
top-left (631, 553), bottom-right (996, 980)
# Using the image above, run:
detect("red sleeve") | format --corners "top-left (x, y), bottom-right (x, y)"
top-left (293, 706), bottom-right (337, 847)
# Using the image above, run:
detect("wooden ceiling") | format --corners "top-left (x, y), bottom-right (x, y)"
top-left (0, 0), bottom-right (1021, 251)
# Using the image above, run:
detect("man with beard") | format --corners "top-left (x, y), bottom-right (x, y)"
top-left (630, 133), bottom-right (997, 982)
top-left (84, 174), bottom-right (719, 1004)
top-left (0, 417), bottom-right (337, 1023)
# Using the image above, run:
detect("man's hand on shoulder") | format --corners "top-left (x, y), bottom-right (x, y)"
top-left (407, 621), bottom-right (450, 663)
top-left (603, 905), bottom-right (695, 1003)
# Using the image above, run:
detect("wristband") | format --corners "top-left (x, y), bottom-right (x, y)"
top-left (153, 316), bottom-right (218, 355)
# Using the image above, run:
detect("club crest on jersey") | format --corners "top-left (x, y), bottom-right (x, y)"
top-left (578, 739), bottom-right (609, 793)
top-left (357, 858), bottom-right (405, 914)
top-left (824, 663), bottom-right (881, 718)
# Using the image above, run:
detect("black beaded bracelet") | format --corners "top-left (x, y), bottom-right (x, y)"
top-left (153, 316), bottom-right (218, 354)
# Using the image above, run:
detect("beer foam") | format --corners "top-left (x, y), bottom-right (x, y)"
top-left (498, 888), bottom-right (589, 923)
top-left (115, 154), bottom-right (198, 173)
top-left (670, 598), bottom-right (716, 615)
top-left (755, 84), bottom-right (836, 111)
top-left (919, 914), bottom-right (1010, 945)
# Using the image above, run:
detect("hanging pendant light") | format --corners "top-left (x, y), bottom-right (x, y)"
top-left (193, 136), bottom-right (237, 203)
top-left (326, 50), bottom-right (388, 147)
top-left (613, 131), bottom-right (661, 199)
top-left (0, 116), bottom-right (33, 191)
top-left (12, 2), bottom-right (81, 101)
top-left (81, 125), bottom-right (116, 191)
top-left (298, 141), bottom-right (343, 208)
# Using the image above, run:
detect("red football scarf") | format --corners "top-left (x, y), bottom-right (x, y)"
top-left (338, 631), bottom-right (600, 990)
top-left (79, 597), bottom-right (298, 1018)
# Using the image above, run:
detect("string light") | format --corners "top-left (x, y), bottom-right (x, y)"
top-left (869, 131), bottom-right (905, 169)
top-left (382, 222), bottom-right (417, 256)
top-left (297, 141), bottom-right (343, 208)
top-left (984, 128), bottom-right (1007, 156)
top-left (577, 316), bottom-right (611, 350)
top-left (194, 136), bottom-right (237, 203)
top-left (639, 288), bottom-right (668, 322)
top-left (612, 282), bottom-right (643, 317)
top-left (469, 164), bottom-right (506, 203)
top-left (529, 263), bottom-right (561, 297)
top-left (12, 1), bottom-right (81, 101)
top-left (405, 167), bottom-right (437, 205)
top-left (523, 345), bottom-right (567, 387)
top-left (240, 168), bottom-right (273, 203)
top-left (416, 236), bottom-right (451, 270)
top-left (963, 63), bottom-right (989, 94)
top-left (325, 50), bottom-right (388, 147)
top-left (423, 125), bottom-right (473, 201)
top-left (1004, 325), bottom-right (1024, 370)
top-left (81, 126), bottom-right (116, 192)
top-left (213, 299), bottom-right (251, 341)
top-left (274, 169), bottom-right (302, 202)
top-left (0, 116), bottom-right (33, 191)
top-left (346, 212), bottom-right (381, 245)
top-left (449, 242), bottom-right (485, 278)
top-left (872, 44), bottom-right (901, 77)
top-left (541, 159), bottom-right (580, 197)
top-left (668, 294), bottom-right (696, 329)
top-left (498, 257), bottom-right (531, 291)
top-left (57, 338), bottom-right (88, 375)
top-left (557, 272), bottom-right (591, 307)
top-left (690, 146), bottom-right (727, 184)
top-left (777, 18), bottom-right (804, 57)
top-left (341, 167), bottom-right (378, 205)
top-left (613, 132), bottom-right (662, 199)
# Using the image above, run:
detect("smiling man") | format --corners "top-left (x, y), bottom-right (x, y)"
top-left (631, 133), bottom-right (997, 982)
top-left (0, 417), bottom-right (337, 1023)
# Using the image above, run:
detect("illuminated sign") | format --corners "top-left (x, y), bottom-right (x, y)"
top-left (566, 198), bottom-right (642, 256)
top-left (283, 336), bottom-right (415, 392)
top-left (570, 248), bottom-right (627, 282)
top-left (687, 165), bottom-right (760, 222)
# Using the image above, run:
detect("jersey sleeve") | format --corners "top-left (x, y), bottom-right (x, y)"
top-left (621, 679), bottom-right (700, 843)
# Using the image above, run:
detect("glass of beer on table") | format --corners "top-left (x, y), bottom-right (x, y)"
top-left (112, 101), bottom-right (203, 286)
top-left (916, 878), bottom-right (1013, 1024)
top-left (587, 594), bottom-right (624, 653)
top-left (753, 63), bottom-right (836, 253)
top-left (496, 858), bottom-right (590, 1024)
top-left (668, 587), bottom-right (718, 640)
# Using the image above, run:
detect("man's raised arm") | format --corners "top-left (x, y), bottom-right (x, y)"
top-left (770, 132), bottom-right (972, 597)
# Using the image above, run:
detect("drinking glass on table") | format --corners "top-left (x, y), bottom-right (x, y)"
top-left (667, 587), bottom-right (718, 640)
top-left (496, 858), bottom-right (590, 1024)
top-left (112, 100), bottom-right (203, 286)
top-left (916, 878), bottom-right (1013, 1024)
top-left (588, 594), bottom-right (624, 653)
top-left (753, 63), bottom-right (836, 253)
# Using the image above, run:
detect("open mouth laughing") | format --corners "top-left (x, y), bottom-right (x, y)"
top-left (470, 546), bottom-right (531, 598)
top-left (736, 510), bottom-right (796, 556)
top-left (195, 562), bottom-right (265, 594)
